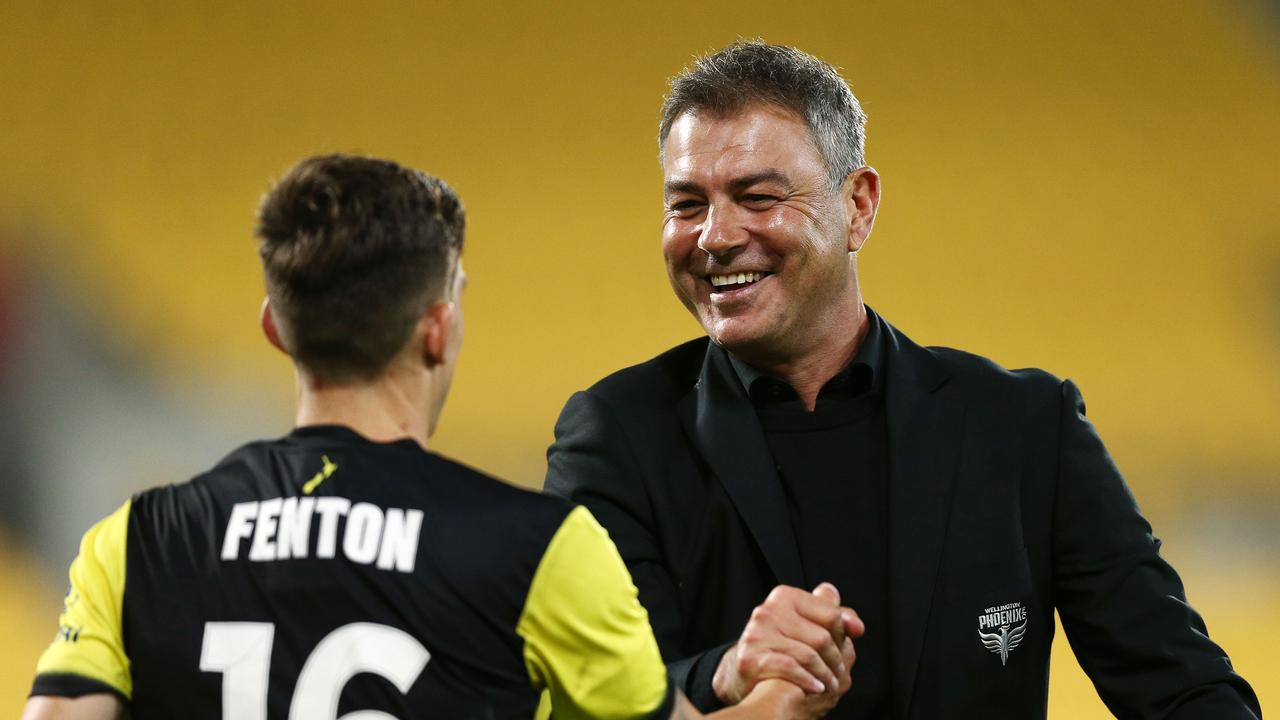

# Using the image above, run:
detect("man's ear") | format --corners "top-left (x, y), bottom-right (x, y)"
top-left (260, 298), bottom-right (289, 355)
top-left (421, 301), bottom-right (454, 368)
top-left (844, 166), bottom-right (881, 253)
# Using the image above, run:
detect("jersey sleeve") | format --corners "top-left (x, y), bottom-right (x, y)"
top-left (30, 500), bottom-right (132, 701)
top-left (517, 505), bottom-right (673, 720)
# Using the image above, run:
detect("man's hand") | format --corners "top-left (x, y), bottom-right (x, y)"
top-left (712, 582), bottom-right (864, 707)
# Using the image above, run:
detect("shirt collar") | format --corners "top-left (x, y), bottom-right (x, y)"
top-left (727, 306), bottom-right (886, 403)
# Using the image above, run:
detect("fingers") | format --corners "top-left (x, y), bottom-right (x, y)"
top-left (739, 612), bottom-right (840, 691)
top-left (749, 586), bottom-right (847, 684)
top-left (809, 583), bottom-right (852, 672)
top-left (837, 636), bottom-right (856, 691)
top-left (800, 620), bottom-right (846, 681)
top-left (745, 643), bottom-right (833, 694)
top-left (718, 584), bottom-right (866, 706)
top-left (809, 583), bottom-right (864, 689)
top-left (842, 607), bottom-right (865, 640)
top-left (785, 585), bottom-right (844, 633)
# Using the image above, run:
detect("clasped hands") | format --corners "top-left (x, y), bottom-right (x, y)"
top-left (715, 583), bottom-right (864, 718)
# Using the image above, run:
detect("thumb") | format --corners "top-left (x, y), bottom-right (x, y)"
top-left (812, 581), bottom-right (840, 606)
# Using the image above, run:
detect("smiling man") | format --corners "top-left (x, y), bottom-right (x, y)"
top-left (545, 41), bottom-right (1260, 719)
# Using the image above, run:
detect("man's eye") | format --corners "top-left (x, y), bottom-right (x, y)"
top-left (669, 201), bottom-right (705, 215)
top-left (741, 194), bottom-right (779, 207)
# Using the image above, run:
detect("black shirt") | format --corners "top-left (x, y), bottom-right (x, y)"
top-left (729, 312), bottom-right (892, 720)
top-left (31, 425), bottom-right (674, 719)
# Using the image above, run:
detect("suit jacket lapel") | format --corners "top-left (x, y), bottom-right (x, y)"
top-left (882, 321), bottom-right (966, 720)
top-left (678, 341), bottom-right (806, 589)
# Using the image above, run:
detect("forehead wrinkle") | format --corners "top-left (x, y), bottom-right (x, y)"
top-left (665, 114), bottom-right (822, 198)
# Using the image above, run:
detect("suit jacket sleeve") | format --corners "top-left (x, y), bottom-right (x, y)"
top-left (1052, 380), bottom-right (1260, 718)
top-left (545, 390), bottom-right (731, 709)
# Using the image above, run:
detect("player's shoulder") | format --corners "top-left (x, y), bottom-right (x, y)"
top-left (129, 436), bottom-right (283, 514)
top-left (580, 336), bottom-right (708, 406)
top-left (419, 451), bottom-right (574, 530)
top-left (408, 453), bottom-right (578, 594)
top-left (132, 436), bottom-right (572, 531)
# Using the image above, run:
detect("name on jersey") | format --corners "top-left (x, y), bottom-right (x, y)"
top-left (221, 497), bottom-right (423, 573)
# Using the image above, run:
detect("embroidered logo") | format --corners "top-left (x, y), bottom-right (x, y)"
top-left (303, 455), bottom-right (339, 495)
top-left (977, 601), bottom-right (1027, 666)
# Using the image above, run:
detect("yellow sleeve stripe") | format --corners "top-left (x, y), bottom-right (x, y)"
top-left (517, 505), bottom-right (668, 720)
top-left (35, 500), bottom-right (132, 699)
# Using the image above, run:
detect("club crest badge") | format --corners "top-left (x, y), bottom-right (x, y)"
top-left (977, 601), bottom-right (1027, 666)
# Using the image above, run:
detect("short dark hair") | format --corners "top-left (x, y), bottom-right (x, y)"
top-left (256, 154), bottom-right (465, 383)
top-left (659, 40), bottom-right (867, 188)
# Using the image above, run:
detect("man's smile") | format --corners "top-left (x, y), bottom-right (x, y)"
top-left (705, 271), bottom-right (774, 300)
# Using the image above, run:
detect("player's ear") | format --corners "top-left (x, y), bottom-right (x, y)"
top-left (421, 301), bottom-right (454, 368)
top-left (844, 166), bottom-right (881, 253)
top-left (260, 298), bottom-right (288, 355)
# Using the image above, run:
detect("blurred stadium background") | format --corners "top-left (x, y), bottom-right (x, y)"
top-left (1, 1), bottom-right (1277, 715)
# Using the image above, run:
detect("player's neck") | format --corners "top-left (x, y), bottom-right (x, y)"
top-left (293, 367), bottom-right (433, 450)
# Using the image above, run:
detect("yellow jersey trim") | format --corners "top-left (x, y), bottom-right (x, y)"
top-left (35, 500), bottom-right (132, 699)
top-left (517, 505), bottom-right (668, 720)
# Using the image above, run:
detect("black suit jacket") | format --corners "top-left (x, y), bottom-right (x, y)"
top-left (545, 315), bottom-right (1260, 719)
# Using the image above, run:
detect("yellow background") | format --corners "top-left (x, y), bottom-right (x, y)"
top-left (2, 1), bottom-right (1276, 716)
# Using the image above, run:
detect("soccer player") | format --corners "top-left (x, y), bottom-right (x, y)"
top-left (23, 154), bottom-right (857, 719)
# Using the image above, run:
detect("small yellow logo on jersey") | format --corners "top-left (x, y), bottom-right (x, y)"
top-left (303, 455), bottom-right (339, 494)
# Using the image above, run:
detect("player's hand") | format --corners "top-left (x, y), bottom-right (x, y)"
top-left (712, 583), bottom-right (864, 706)
top-left (734, 635), bottom-right (856, 720)
top-left (734, 678), bottom-right (806, 718)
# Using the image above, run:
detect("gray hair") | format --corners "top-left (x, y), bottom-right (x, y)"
top-left (658, 40), bottom-right (867, 189)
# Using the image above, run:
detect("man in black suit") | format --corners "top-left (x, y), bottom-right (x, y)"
top-left (545, 41), bottom-right (1260, 719)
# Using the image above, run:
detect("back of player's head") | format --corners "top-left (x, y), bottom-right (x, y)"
top-left (658, 39), bottom-right (867, 189)
top-left (256, 154), bottom-right (465, 383)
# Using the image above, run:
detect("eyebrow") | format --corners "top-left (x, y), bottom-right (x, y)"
top-left (664, 170), bottom-right (794, 199)
top-left (664, 179), bottom-right (704, 198)
top-left (728, 170), bottom-right (794, 193)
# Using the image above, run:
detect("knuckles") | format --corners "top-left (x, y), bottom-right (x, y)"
top-left (748, 605), bottom-right (774, 625)
top-left (758, 652), bottom-right (797, 674)
top-left (766, 585), bottom-right (798, 604)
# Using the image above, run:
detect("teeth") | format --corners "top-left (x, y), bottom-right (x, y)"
top-left (710, 271), bottom-right (765, 288)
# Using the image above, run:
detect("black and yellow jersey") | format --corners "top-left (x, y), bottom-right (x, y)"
top-left (31, 425), bottom-right (672, 719)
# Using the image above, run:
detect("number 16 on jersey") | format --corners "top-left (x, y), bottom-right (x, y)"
top-left (200, 621), bottom-right (430, 720)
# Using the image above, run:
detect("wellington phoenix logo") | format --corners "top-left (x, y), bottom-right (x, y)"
top-left (977, 601), bottom-right (1027, 666)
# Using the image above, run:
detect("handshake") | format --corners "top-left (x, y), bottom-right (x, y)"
top-left (714, 583), bottom-right (864, 719)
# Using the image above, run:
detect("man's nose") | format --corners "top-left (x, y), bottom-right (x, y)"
top-left (696, 204), bottom-right (749, 258)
